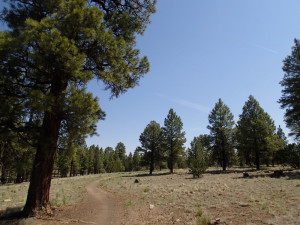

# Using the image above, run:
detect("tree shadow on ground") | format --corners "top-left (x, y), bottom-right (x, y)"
top-left (205, 168), bottom-right (257, 175)
top-left (0, 207), bottom-right (24, 225)
top-left (234, 170), bottom-right (300, 180)
top-left (122, 172), bottom-right (171, 178)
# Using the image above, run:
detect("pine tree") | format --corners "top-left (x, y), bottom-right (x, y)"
top-left (237, 95), bottom-right (277, 170)
top-left (286, 143), bottom-right (300, 169)
top-left (187, 137), bottom-right (207, 178)
top-left (139, 120), bottom-right (163, 174)
top-left (0, 0), bottom-right (156, 216)
top-left (115, 142), bottom-right (126, 169)
top-left (279, 39), bottom-right (300, 140)
top-left (207, 99), bottom-right (235, 171)
top-left (133, 148), bottom-right (141, 171)
top-left (274, 126), bottom-right (288, 166)
top-left (125, 152), bottom-right (134, 172)
top-left (104, 147), bottom-right (114, 173)
top-left (162, 109), bottom-right (186, 174)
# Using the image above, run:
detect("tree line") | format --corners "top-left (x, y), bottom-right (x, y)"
top-left (138, 96), bottom-right (300, 176)
top-left (1, 95), bottom-right (300, 184)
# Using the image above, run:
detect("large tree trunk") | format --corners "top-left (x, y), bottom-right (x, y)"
top-left (23, 75), bottom-right (67, 217)
top-left (22, 110), bottom-right (62, 216)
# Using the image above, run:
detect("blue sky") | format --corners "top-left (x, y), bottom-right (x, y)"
top-left (88, 0), bottom-right (300, 153)
top-left (1, 1), bottom-right (300, 154)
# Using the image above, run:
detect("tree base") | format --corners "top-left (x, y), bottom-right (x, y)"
top-left (22, 204), bottom-right (53, 218)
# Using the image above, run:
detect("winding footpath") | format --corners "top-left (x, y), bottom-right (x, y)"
top-left (52, 180), bottom-right (123, 225)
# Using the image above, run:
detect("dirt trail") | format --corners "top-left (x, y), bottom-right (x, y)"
top-left (52, 180), bottom-right (124, 225)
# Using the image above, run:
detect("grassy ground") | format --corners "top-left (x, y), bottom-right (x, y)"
top-left (98, 168), bottom-right (300, 225)
top-left (0, 174), bottom-right (101, 217)
top-left (1, 168), bottom-right (300, 225)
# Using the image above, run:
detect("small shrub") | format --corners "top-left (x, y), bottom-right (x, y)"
top-left (196, 206), bottom-right (211, 225)
top-left (197, 215), bottom-right (211, 225)
top-left (190, 154), bottom-right (207, 178)
top-left (196, 207), bottom-right (203, 217)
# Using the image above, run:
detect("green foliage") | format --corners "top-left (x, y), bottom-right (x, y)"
top-left (162, 109), bottom-right (186, 173)
top-left (125, 152), bottom-right (134, 172)
top-left (285, 144), bottom-right (300, 169)
top-left (195, 206), bottom-right (211, 225)
top-left (207, 99), bottom-right (235, 171)
top-left (0, 0), bottom-right (155, 213)
top-left (237, 95), bottom-right (280, 169)
top-left (139, 120), bottom-right (163, 174)
top-left (279, 39), bottom-right (300, 140)
top-left (187, 137), bottom-right (207, 178)
top-left (133, 149), bottom-right (141, 171)
top-left (115, 142), bottom-right (126, 162)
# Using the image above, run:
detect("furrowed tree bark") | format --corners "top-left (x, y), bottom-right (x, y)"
top-left (23, 111), bottom-right (61, 216)
top-left (23, 75), bottom-right (67, 217)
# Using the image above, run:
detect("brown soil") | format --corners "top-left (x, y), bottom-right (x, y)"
top-left (49, 180), bottom-right (124, 225)
top-left (50, 180), bottom-right (124, 225)
top-left (0, 180), bottom-right (125, 225)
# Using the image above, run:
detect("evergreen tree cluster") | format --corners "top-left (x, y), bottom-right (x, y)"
top-left (2, 96), bottom-right (299, 184)
top-left (138, 109), bottom-right (187, 175)
top-left (199, 96), bottom-right (289, 171)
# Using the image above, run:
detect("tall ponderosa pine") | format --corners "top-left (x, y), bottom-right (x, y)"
top-left (279, 39), bottom-right (300, 140)
top-left (237, 95), bottom-right (277, 170)
top-left (139, 120), bottom-right (162, 174)
top-left (162, 109), bottom-right (186, 174)
top-left (0, 0), bottom-right (156, 216)
top-left (207, 99), bottom-right (235, 171)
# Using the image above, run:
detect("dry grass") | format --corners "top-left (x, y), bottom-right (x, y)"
top-left (1, 168), bottom-right (300, 225)
top-left (0, 174), bottom-right (101, 217)
top-left (98, 168), bottom-right (300, 225)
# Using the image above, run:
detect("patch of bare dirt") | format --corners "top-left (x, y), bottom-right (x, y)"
top-left (50, 180), bottom-right (124, 225)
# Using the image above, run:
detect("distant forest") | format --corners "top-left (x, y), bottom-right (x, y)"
top-left (1, 95), bottom-right (300, 183)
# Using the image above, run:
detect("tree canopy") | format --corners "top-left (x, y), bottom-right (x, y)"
top-left (207, 99), bottom-right (235, 171)
top-left (139, 120), bottom-right (163, 174)
top-left (0, 0), bottom-right (156, 216)
top-left (279, 39), bottom-right (300, 141)
top-left (162, 108), bottom-right (186, 174)
top-left (237, 95), bottom-right (279, 169)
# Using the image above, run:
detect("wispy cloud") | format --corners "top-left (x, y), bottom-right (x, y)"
top-left (251, 43), bottom-right (278, 54)
top-left (173, 99), bottom-right (211, 114)
top-left (156, 93), bottom-right (210, 114)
